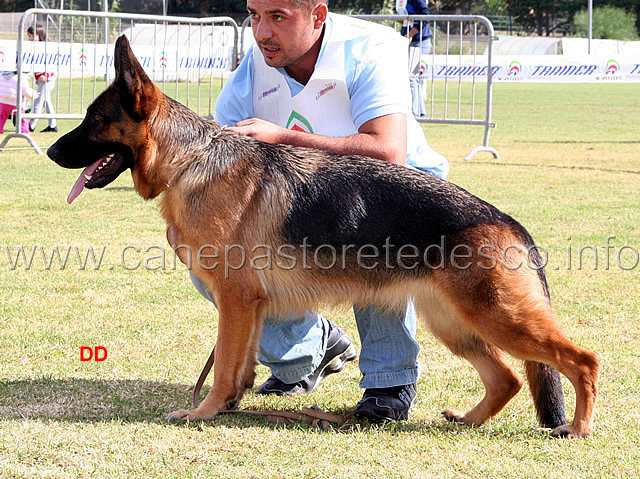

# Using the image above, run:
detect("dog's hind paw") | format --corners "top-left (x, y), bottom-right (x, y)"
top-left (550, 424), bottom-right (591, 439)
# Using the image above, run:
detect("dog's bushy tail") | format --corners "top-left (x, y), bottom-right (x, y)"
top-left (525, 361), bottom-right (567, 428)
top-left (516, 227), bottom-right (568, 429)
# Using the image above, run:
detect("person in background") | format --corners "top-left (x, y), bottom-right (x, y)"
top-left (397, 0), bottom-right (433, 117)
top-left (0, 70), bottom-right (39, 134)
top-left (27, 24), bottom-right (58, 133)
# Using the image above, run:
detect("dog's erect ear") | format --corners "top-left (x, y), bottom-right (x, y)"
top-left (113, 34), bottom-right (156, 119)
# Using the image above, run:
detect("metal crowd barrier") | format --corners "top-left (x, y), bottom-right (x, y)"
top-left (241, 14), bottom-right (499, 161)
top-left (1, 8), bottom-right (238, 154)
top-left (353, 14), bottom-right (499, 161)
top-left (3, 10), bottom-right (497, 161)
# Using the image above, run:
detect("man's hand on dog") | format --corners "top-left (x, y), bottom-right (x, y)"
top-left (228, 118), bottom-right (288, 144)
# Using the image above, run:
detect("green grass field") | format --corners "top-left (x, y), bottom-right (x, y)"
top-left (1, 82), bottom-right (639, 478)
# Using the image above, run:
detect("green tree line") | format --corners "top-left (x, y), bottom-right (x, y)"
top-left (3, 0), bottom-right (639, 39)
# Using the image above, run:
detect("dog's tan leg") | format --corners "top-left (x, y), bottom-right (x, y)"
top-left (442, 346), bottom-right (523, 426)
top-left (432, 256), bottom-right (599, 438)
top-left (457, 294), bottom-right (598, 437)
top-left (537, 341), bottom-right (599, 438)
top-left (167, 282), bottom-right (265, 422)
top-left (242, 318), bottom-right (262, 391)
top-left (225, 315), bottom-right (263, 411)
top-left (485, 326), bottom-right (598, 437)
top-left (466, 312), bottom-right (598, 437)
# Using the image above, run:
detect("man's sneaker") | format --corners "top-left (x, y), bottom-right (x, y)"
top-left (257, 324), bottom-right (357, 396)
top-left (353, 383), bottom-right (417, 422)
top-left (41, 126), bottom-right (58, 133)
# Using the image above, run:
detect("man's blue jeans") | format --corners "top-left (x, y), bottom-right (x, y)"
top-left (190, 272), bottom-right (421, 389)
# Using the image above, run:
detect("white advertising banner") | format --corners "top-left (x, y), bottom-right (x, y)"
top-left (2, 40), bottom-right (639, 82)
top-left (427, 54), bottom-right (640, 82)
top-left (0, 40), bottom-right (234, 77)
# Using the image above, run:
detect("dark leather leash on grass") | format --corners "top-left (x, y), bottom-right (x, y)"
top-left (191, 345), bottom-right (349, 430)
top-left (192, 345), bottom-right (216, 409)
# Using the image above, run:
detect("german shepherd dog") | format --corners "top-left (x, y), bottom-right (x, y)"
top-left (48, 36), bottom-right (599, 438)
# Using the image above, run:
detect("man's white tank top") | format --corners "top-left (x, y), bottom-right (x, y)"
top-left (252, 15), bottom-right (404, 137)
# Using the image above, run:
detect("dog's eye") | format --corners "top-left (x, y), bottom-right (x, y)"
top-left (94, 113), bottom-right (101, 122)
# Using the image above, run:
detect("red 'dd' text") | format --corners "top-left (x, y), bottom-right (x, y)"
top-left (80, 346), bottom-right (108, 361)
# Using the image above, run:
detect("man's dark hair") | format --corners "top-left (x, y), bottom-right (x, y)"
top-left (292, 1), bottom-right (327, 11)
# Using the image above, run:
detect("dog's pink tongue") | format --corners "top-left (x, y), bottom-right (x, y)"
top-left (67, 158), bottom-right (103, 204)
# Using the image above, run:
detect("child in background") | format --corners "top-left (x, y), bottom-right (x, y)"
top-left (27, 24), bottom-right (58, 133)
top-left (0, 71), bottom-right (39, 134)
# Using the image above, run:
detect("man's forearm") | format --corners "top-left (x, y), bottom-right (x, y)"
top-left (276, 128), bottom-right (406, 166)
top-left (228, 113), bottom-right (408, 166)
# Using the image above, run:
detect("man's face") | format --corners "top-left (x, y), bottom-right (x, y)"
top-left (247, 0), bottom-right (324, 69)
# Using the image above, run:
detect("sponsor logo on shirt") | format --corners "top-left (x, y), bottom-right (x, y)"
top-left (315, 82), bottom-right (336, 101)
top-left (258, 83), bottom-right (281, 101)
top-left (286, 110), bottom-right (314, 133)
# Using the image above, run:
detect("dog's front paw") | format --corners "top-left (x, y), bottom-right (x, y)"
top-left (441, 408), bottom-right (482, 427)
top-left (166, 408), bottom-right (217, 422)
top-left (442, 408), bottom-right (467, 425)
